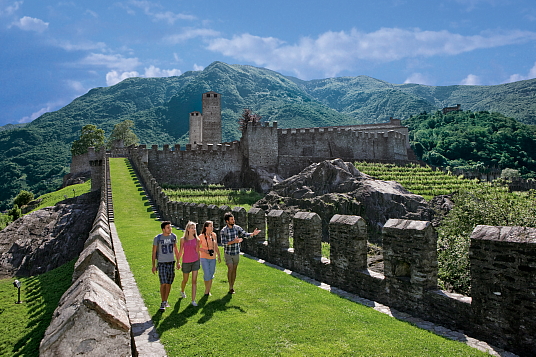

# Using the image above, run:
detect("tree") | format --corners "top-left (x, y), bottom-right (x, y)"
top-left (8, 204), bottom-right (21, 220)
top-left (13, 190), bottom-right (34, 207)
top-left (501, 168), bottom-right (520, 179)
top-left (107, 120), bottom-right (139, 148)
top-left (71, 125), bottom-right (105, 156)
top-left (238, 109), bottom-right (262, 132)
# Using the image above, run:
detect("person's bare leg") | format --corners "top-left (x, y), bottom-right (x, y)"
top-left (160, 283), bottom-right (171, 301)
top-left (191, 270), bottom-right (198, 302)
top-left (204, 279), bottom-right (213, 295)
top-left (181, 272), bottom-right (189, 294)
top-left (227, 263), bottom-right (238, 291)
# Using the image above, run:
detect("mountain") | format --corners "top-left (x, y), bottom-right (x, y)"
top-left (289, 76), bottom-right (536, 125)
top-left (0, 123), bottom-right (27, 132)
top-left (1, 61), bottom-right (535, 210)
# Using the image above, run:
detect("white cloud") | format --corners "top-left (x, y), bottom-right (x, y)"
top-left (460, 74), bottom-right (481, 85)
top-left (106, 70), bottom-right (140, 86)
top-left (54, 39), bottom-right (107, 51)
top-left (143, 65), bottom-right (181, 77)
top-left (12, 16), bottom-right (49, 32)
top-left (206, 28), bottom-right (536, 79)
top-left (80, 53), bottom-right (141, 70)
top-left (1, 1), bottom-right (22, 16)
top-left (506, 62), bottom-right (536, 83)
top-left (85, 9), bottom-right (98, 18)
top-left (18, 100), bottom-right (66, 123)
top-left (127, 0), bottom-right (195, 24)
top-left (106, 66), bottom-right (182, 86)
top-left (164, 28), bottom-right (220, 44)
top-left (453, 0), bottom-right (501, 11)
top-left (404, 73), bottom-right (433, 85)
top-left (66, 80), bottom-right (86, 93)
top-left (193, 64), bottom-right (204, 71)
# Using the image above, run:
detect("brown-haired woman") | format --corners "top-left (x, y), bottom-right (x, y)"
top-left (199, 220), bottom-right (221, 296)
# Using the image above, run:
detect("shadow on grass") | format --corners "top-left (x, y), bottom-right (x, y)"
top-left (11, 260), bottom-right (74, 357)
top-left (152, 293), bottom-right (245, 336)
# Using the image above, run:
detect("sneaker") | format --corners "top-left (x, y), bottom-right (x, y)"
top-left (165, 301), bottom-right (171, 308)
top-left (228, 288), bottom-right (235, 294)
top-left (180, 291), bottom-right (186, 299)
top-left (204, 292), bottom-right (212, 296)
top-left (159, 302), bottom-right (166, 311)
top-left (191, 301), bottom-right (198, 307)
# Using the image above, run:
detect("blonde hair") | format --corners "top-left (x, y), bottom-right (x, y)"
top-left (183, 221), bottom-right (199, 240)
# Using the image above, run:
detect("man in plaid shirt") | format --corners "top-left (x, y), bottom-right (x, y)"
top-left (220, 212), bottom-right (260, 294)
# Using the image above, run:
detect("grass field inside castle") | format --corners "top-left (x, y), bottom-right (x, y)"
top-left (109, 157), bottom-right (488, 357)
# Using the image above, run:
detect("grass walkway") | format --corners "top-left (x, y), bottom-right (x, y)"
top-left (109, 158), bottom-right (487, 357)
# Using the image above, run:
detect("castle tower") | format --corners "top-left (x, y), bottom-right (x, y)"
top-left (201, 91), bottom-right (222, 144)
top-left (189, 111), bottom-right (203, 145)
top-left (189, 91), bottom-right (222, 145)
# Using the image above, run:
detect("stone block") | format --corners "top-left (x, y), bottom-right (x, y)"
top-left (40, 265), bottom-right (131, 357)
top-left (73, 240), bottom-right (116, 282)
top-left (84, 226), bottom-right (113, 250)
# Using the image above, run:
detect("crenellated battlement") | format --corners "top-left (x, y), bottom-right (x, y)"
top-left (71, 91), bottom-right (414, 194)
top-left (128, 154), bottom-right (536, 356)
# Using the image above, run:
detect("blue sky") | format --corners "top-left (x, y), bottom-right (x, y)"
top-left (1, 0), bottom-right (536, 126)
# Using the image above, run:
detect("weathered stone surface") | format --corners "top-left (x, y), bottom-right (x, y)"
top-left (73, 239), bottom-right (117, 282)
top-left (0, 191), bottom-right (100, 278)
top-left (40, 265), bottom-right (131, 357)
top-left (255, 159), bottom-right (430, 242)
top-left (470, 225), bottom-right (536, 356)
top-left (84, 226), bottom-right (113, 250)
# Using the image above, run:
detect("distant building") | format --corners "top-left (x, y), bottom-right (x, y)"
top-left (73, 91), bottom-right (413, 191)
top-left (442, 104), bottom-right (461, 114)
top-left (189, 91), bottom-right (222, 145)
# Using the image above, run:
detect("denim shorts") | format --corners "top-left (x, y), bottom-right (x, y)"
top-left (201, 258), bottom-right (216, 281)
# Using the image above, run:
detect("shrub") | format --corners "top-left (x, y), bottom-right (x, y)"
top-left (8, 204), bottom-right (21, 220)
top-left (13, 190), bottom-right (34, 208)
top-left (437, 188), bottom-right (536, 294)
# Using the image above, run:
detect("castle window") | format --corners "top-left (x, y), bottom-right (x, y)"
top-left (206, 93), bottom-right (211, 97)
top-left (214, 94), bottom-right (217, 97)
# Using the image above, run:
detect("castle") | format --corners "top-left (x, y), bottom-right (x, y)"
top-left (71, 91), bottom-right (413, 191)
top-left (60, 92), bottom-right (536, 356)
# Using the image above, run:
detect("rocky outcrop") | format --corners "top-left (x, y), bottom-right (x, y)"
top-left (0, 191), bottom-right (100, 278)
top-left (255, 159), bottom-right (431, 242)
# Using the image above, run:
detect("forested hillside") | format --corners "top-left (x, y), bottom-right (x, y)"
top-left (1, 61), bottom-right (535, 209)
top-left (404, 110), bottom-right (536, 178)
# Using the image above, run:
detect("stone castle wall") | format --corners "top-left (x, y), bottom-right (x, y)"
top-left (56, 152), bottom-right (535, 356)
top-left (140, 142), bottom-right (243, 187)
top-left (41, 156), bottom-right (132, 356)
top-left (276, 127), bottom-right (408, 177)
top-left (129, 155), bottom-right (535, 356)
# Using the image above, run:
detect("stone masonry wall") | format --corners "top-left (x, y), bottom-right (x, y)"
top-left (276, 128), bottom-right (407, 177)
top-left (470, 225), bottom-right (536, 356)
top-left (130, 154), bottom-right (535, 356)
top-left (41, 156), bottom-right (132, 356)
top-left (144, 142), bottom-right (243, 187)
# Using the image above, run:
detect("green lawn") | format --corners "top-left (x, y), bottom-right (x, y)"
top-left (110, 158), bottom-right (488, 357)
top-left (28, 180), bottom-right (92, 213)
top-left (0, 181), bottom-right (93, 356)
top-left (0, 261), bottom-right (75, 357)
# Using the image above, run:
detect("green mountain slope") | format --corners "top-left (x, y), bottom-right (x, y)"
top-left (292, 76), bottom-right (536, 125)
top-left (1, 61), bottom-right (536, 209)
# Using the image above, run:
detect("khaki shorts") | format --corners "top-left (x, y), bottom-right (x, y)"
top-left (181, 259), bottom-right (200, 273)
top-left (224, 253), bottom-right (240, 265)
